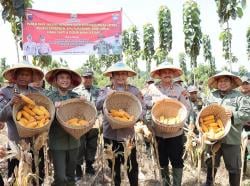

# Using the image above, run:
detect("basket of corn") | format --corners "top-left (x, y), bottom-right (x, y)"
top-left (13, 93), bottom-right (55, 138)
top-left (196, 104), bottom-right (231, 143)
top-left (56, 98), bottom-right (97, 139)
top-left (151, 98), bottom-right (188, 133)
top-left (103, 91), bottom-right (142, 129)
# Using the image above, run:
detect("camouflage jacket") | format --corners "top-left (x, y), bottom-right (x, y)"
top-left (207, 90), bottom-right (250, 145)
top-left (74, 85), bottom-right (100, 104)
top-left (0, 84), bottom-right (39, 142)
top-left (46, 89), bottom-right (80, 150)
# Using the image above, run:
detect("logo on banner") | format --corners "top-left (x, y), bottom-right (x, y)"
top-left (26, 13), bottom-right (33, 21)
top-left (67, 14), bottom-right (80, 23)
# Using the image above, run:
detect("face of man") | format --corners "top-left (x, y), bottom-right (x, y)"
top-left (112, 71), bottom-right (128, 86)
top-left (56, 72), bottom-right (72, 90)
top-left (189, 91), bottom-right (198, 102)
top-left (240, 82), bottom-right (250, 94)
top-left (217, 76), bottom-right (232, 92)
top-left (82, 75), bottom-right (93, 88)
top-left (15, 69), bottom-right (33, 87)
top-left (159, 69), bottom-right (174, 84)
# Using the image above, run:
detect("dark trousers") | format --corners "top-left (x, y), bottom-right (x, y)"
top-left (206, 144), bottom-right (241, 186)
top-left (0, 174), bottom-right (4, 186)
top-left (77, 128), bottom-right (98, 165)
top-left (104, 138), bottom-right (138, 186)
top-left (51, 148), bottom-right (78, 186)
top-left (156, 134), bottom-right (184, 168)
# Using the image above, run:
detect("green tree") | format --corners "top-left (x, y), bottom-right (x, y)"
top-left (247, 26), bottom-right (250, 61)
top-left (32, 55), bottom-right (53, 69)
top-left (0, 58), bottom-right (10, 83)
top-left (142, 23), bottom-right (155, 74)
top-left (123, 26), bottom-right (141, 71)
top-left (1, 0), bottom-right (33, 62)
top-left (238, 65), bottom-right (248, 77)
top-left (215, 0), bottom-right (246, 71)
top-left (178, 52), bottom-right (188, 79)
top-left (183, 0), bottom-right (202, 84)
top-left (202, 34), bottom-right (216, 75)
top-left (194, 64), bottom-right (211, 86)
top-left (153, 48), bottom-right (166, 65)
top-left (157, 5), bottom-right (172, 61)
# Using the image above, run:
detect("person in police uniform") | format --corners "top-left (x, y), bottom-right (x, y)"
top-left (144, 62), bottom-right (191, 186)
top-left (204, 71), bottom-right (250, 186)
top-left (74, 69), bottom-right (100, 178)
top-left (0, 62), bottom-right (44, 178)
top-left (96, 61), bottom-right (145, 186)
top-left (45, 68), bottom-right (82, 186)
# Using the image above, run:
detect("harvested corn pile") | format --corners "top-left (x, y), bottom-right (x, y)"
top-left (16, 94), bottom-right (50, 128)
top-left (66, 118), bottom-right (89, 126)
top-left (109, 109), bottom-right (135, 122)
top-left (157, 115), bottom-right (180, 125)
top-left (199, 115), bottom-right (225, 139)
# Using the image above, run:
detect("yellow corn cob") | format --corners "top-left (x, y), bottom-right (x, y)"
top-left (128, 115), bottom-right (135, 121)
top-left (32, 106), bottom-right (44, 116)
top-left (201, 124), bottom-right (209, 133)
top-left (78, 119), bottom-right (88, 125)
top-left (21, 110), bottom-right (32, 121)
top-left (18, 120), bottom-right (26, 126)
top-left (27, 104), bottom-right (35, 109)
top-left (37, 118), bottom-right (46, 128)
top-left (20, 94), bottom-right (35, 106)
top-left (26, 121), bottom-right (37, 128)
top-left (20, 117), bottom-right (28, 125)
top-left (113, 116), bottom-right (129, 122)
top-left (23, 106), bottom-right (36, 116)
top-left (16, 111), bottom-right (22, 121)
top-left (160, 116), bottom-right (165, 123)
top-left (67, 118), bottom-right (79, 124)
top-left (214, 127), bottom-right (222, 133)
top-left (203, 119), bottom-right (216, 125)
top-left (110, 109), bottom-right (124, 118)
top-left (217, 119), bottom-right (224, 129)
top-left (39, 106), bottom-right (50, 118)
top-left (214, 130), bottom-right (225, 139)
top-left (208, 122), bottom-right (219, 128)
top-left (163, 118), bottom-right (168, 125)
top-left (35, 115), bottom-right (45, 121)
top-left (202, 115), bottom-right (215, 121)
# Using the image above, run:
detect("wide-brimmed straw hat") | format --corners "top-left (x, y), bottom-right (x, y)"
top-left (103, 61), bottom-right (136, 77)
top-left (2, 62), bottom-right (44, 83)
top-left (241, 76), bottom-right (250, 84)
top-left (45, 68), bottom-right (82, 89)
top-left (208, 71), bottom-right (242, 89)
top-left (150, 62), bottom-right (183, 79)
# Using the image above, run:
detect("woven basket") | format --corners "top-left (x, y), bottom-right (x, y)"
top-left (196, 103), bottom-right (231, 143)
top-left (12, 93), bottom-right (55, 138)
top-left (152, 98), bottom-right (188, 133)
top-left (103, 91), bottom-right (142, 129)
top-left (56, 98), bottom-right (97, 139)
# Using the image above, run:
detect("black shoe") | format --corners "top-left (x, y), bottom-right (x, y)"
top-left (86, 161), bottom-right (95, 175)
top-left (76, 164), bottom-right (83, 177)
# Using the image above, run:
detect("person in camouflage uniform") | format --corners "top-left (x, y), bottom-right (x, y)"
top-left (144, 62), bottom-right (191, 186)
top-left (187, 85), bottom-right (203, 131)
top-left (74, 69), bottom-right (100, 178)
top-left (204, 71), bottom-right (250, 186)
top-left (239, 76), bottom-right (250, 175)
top-left (45, 68), bottom-right (82, 186)
top-left (96, 61), bottom-right (145, 186)
top-left (0, 62), bottom-right (44, 178)
top-left (93, 34), bottom-right (111, 55)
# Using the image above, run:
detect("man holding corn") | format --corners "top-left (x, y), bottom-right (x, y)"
top-left (45, 68), bottom-right (82, 186)
top-left (96, 61), bottom-right (145, 186)
top-left (74, 69), bottom-right (100, 178)
top-left (0, 62), bottom-right (44, 179)
top-left (204, 71), bottom-right (250, 186)
top-left (144, 62), bottom-right (191, 186)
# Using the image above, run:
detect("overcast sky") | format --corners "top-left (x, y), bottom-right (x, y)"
top-left (0, 0), bottom-right (250, 71)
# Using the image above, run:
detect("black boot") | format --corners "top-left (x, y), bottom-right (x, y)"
top-left (86, 160), bottom-right (95, 175)
top-left (229, 173), bottom-right (240, 186)
top-left (205, 167), bottom-right (217, 186)
top-left (75, 164), bottom-right (83, 181)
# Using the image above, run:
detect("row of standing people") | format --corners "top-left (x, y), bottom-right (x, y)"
top-left (0, 60), bottom-right (250, 186)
